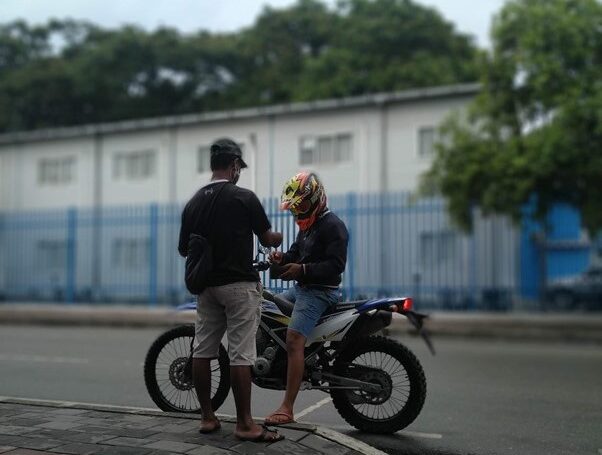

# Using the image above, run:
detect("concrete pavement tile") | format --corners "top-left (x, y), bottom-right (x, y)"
top-left (49, 443), bottom-right (101, 455)
top-left (102, 438), bottom-right (150, 448)
top-left (0, 426), bottom-right (37, 436)
top-left (297, 435), bottom-right (351, 455)
top-left (227, 441), bottom-right (281, 455)
top-left (11, 437), bottom-right (64, 451)
top-left (75, 426), bottom-right (157, 439)
top-left (89, 445), bottom-right (154, 455)
top-left (142, 441), bottom-right (200, 453)
top-left (7, 420), bottom-right (50, 428)
top-left (4, 414), bottom-right (48, 421)
top-left (54, 432), bottom-right (118, 445)
top-left (0, 436), bottom-right (20, 446)
top-left (44, 410), bottom-right (88, 417)
top-left (34, 423), bottom-right (82, 431)
top-left (4, 450), bottom-right (63, 455)
top-left (146, 433), bottom-right (194, 443)
top-left (265, 439), bottom-right (322, 455)
top-left (185, 446), bottom-right (233, 455)
top-left (116, 416), bottom-right (155, 424)
top-left (151, 423), bottom-right (197, 434)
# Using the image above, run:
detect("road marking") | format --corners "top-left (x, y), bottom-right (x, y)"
top-left (296, 397), bottom-right (332, 420)
top-left (0, 353), bottom-right (89, 364)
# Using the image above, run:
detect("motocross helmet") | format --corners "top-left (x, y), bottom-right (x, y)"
top-left (280, 172), bottom-right (327, 231)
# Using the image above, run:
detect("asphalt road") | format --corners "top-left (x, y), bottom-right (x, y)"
top-left (0, 325), bottom-right (600, 455)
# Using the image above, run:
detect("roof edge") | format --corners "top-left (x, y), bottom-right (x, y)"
top-left (0, 82), bottom-right (480, 145)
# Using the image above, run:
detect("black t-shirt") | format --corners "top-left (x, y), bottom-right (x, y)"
top-left (178, 181), bottom-right (271, 286)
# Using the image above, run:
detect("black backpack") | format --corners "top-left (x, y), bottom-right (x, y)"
top-left (184, 184), bottom-right (226, 294)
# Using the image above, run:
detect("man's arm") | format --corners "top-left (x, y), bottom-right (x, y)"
top-left (177, 206), bottom-right (190, 257)
top-left (248, 192), bottom-right (282, 247)
top-left (258, 229), bottom-right (283, 248)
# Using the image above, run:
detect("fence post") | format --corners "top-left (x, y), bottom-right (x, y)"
top-left (346, 193), bottom-right (357, 299)
top-left (66, 207), bottom-right (77, 304)
top-left (149, 203), bottom-right (159, 306)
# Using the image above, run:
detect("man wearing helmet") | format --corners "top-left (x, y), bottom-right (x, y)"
top-left (265, 172), bottom-right (349, 426)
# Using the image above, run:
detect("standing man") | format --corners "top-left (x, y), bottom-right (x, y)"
top-left (265, 172), bottom-right (348, 425)
top-left (178, 138), bottom-right (283, 442)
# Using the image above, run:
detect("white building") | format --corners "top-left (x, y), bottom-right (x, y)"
top-left (0, 82), bottom-right (520, 306)
top-left (0, 83), bottom-right (478, 209)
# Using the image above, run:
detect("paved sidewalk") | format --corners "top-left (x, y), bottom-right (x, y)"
top-left (0, 397), bottom-right (383, 455)
top-left (1, 302), bottom-right (601, 342)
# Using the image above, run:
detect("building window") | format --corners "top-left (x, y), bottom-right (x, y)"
top-left (418, 127), bottom-right (438, 158)
top-left (113, 150), bottom-right (156, 180)
top-left (37, 240), bottom-right (67, 269)
top-left (420, 230), bottom-right (458, 268)
top-left (198, 146), bottom-right (211, 173)
top-left (112, 238), bottom-right (150, 269)
top-left (299, 133), bottom-right (353, 165)
top-left (38, 157), bottom-right (75, 185)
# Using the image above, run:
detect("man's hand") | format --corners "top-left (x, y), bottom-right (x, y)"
top-left (269, 251), bottom-right (284, 264)
top-left (279, 263), bottom-right (303, 280)
top-left (259, 230), bottom-right (283, 248)
top-left (271, 232), bottom-right (283, 247)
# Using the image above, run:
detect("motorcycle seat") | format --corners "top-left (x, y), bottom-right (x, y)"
top-left (322, 300), bottom-right (368, 316)
top-left (272, 294), bottom-right (294, 316)
top-left (271, 294), bottom-right (369, 318)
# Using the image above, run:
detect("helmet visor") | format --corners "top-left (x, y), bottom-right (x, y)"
top-left (289, 199), bottom-right (312, 216)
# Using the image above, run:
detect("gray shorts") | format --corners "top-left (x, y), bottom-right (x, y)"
top-left (193, 281), bottom-right (262, 366)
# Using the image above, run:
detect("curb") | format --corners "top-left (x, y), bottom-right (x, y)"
top-left (1, 303), bottom-right (602, 343)
top-left (0, 396), bottom-right (388, 455)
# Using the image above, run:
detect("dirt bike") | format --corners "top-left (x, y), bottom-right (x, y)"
top-left (144, 248), bottom-right (434, 434)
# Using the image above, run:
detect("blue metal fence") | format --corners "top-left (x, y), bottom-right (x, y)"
top-left (0, 193), bottom-right (594, 309)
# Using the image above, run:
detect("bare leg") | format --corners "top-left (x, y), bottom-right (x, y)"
top-left (231, 365), bottom-right (281, 440)
top-left (192, 358), bottom-right (220, 432)
top-left (267, 329), bottom-right (305, 423)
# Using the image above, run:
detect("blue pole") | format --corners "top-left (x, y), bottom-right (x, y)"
top-left (149, 203), bottom-right (158, 306)
top-left (66, 208), bottom-right (77, 304)
top-left (346, 192), bottom-right (357, 300)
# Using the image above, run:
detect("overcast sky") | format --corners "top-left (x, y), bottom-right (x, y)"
top-left (2, 0), bottom-right (505, 48)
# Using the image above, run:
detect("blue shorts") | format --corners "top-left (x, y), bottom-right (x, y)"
top-left (278, 284), bottom-right (340, 338)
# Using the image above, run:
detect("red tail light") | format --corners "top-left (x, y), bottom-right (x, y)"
top-left (402, 298), bottom-right (413, 311)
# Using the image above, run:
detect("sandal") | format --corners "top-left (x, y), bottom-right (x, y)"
top-left (235, 426), bottom-right (284, 443)
top-left (264, 411), bottom-right (296, 426)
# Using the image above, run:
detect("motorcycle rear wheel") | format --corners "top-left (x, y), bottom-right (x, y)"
top-left (330, 336), bottom-right (426, 433)
top-left (144, 325), bottom-right (230, 413)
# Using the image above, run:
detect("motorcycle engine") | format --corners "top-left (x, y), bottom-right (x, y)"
top-left (253, 346), bottom-right (276, 377)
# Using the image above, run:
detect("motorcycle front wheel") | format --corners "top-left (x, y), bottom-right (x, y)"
top-left (144, 325), bottom-right (230, 413)
top-left (330, 336), bottom-right (426, 433)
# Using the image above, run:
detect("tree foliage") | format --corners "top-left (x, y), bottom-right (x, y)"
top-left (0, 0), bottom-right (479, 132)
top-left (423, 0), bottom-right (602, 233)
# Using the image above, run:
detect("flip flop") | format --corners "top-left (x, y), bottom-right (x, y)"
top-left (198, 420), bottom-right (221, 434)
top-left (235, 426), bottom-right (284, 443)
top-left (264, 411), bottom-right (296, 426)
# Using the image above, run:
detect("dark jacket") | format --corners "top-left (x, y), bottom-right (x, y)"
top-left (281, 211), bottom-right (348, 287)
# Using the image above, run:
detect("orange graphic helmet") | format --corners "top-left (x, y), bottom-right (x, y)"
top-left (280, 172), bottom-right (327, 230)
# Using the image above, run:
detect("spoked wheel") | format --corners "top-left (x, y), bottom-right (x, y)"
top-left (330, 336), bottom-right (426, 433)
top-left (144, 325), bottom-right (230, 413)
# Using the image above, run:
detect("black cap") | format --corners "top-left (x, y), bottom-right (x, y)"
top-left (210, 138), bottom-right (248, 168)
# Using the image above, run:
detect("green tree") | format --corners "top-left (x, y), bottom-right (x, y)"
top-left (423, 0), bottom-right (602, 233)
top-left (296, 0), bottom-right (480, 99)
